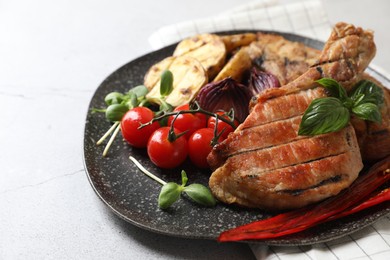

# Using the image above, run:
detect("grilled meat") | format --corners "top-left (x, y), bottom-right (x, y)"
top-left (352, 74), bottom-right (390, 162)
top-left (248, 33), bottom-right (320, 85)
top-left (208, 22), bottom-right (375, 210)
top-left (248, 24), bottom-right (388, 162)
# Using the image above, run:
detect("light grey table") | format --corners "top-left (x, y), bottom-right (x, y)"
top-left (1, 0), bottom-right (389, 259)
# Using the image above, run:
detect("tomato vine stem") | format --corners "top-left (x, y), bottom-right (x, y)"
top-left (139, 102), bottom-right (237, 130)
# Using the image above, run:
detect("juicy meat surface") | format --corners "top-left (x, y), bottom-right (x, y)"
top-left (208, 22), bottom-right (375, 210)
top-left (248, 33), bottom-right (320, 85)
top-left (208, 87), bottom-right (326, 169)
top-left (247, 24), bottom-right (388, 162)
top-left (352, 73), bottom-right (390, 162)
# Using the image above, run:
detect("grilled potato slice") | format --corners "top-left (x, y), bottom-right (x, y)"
top-left (213, 46), bottom-right (252, 82)
top-left (221, 33), bottom-right (257, 53)
top-left (144, 56), bottom-right (208, 107)
top-left (173, 34), bottom-right (226, 80)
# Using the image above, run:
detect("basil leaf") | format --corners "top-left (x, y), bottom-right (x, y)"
top-left (160, 70), bottom-right (174, 97)
top-left (352, 103), bottom-right (382, 123)
top-left (104, 92), bottom-right (125, 105)
top-left (158, 182), bottom-right (182, 209)
top-left (316, 78), bottom-right (348, 101)
top-left (128, 85), bottom-right (148, 98)
top-left (125, 92), bottom-right (138, 109)
top-left (183, 184), bottom-right (216, 207)
top-left (350, 80), bottom-right (384, 107)
top-left (298, 97), bottom-right (350, 136)
top-left (105, 103), bottom-right (128, 122)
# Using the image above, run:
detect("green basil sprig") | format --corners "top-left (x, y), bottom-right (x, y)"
top-left (158, 170), bottom-right (216, 209)
top-left (298, 78), bottom-right (384, 136)
top-left (129, 156), bottom-right (216, 209)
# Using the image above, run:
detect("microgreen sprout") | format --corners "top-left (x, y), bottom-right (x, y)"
top-left (129, 156), bottom-right (216, 209)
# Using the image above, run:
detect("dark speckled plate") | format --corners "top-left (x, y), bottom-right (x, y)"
top-left (83, 31), bottom-right (390, 246)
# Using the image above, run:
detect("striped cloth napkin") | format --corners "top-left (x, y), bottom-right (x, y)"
top-left (148, 0), bottom-right (331, 48)
top-left (148, 0), bottom-right (390, 259)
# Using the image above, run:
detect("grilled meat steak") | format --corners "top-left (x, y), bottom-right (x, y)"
top-left (208, 22), bottom-right (376, 210)
top-left (247, 24), bottom-right (389, 163)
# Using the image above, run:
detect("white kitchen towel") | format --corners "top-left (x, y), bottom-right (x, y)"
top-left (148, 0), bottom-right (390, 259)
top-left (148, 0), bottom-right (331, 49)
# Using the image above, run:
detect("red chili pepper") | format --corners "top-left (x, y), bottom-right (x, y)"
top-left (329, 187), bottom-right (390, 220)
top-left (218, 156), bottom-right (390, 242)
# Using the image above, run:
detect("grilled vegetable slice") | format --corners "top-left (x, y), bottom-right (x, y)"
top-left (173, 33), bottom-right (226, 79)
top-left (221, 33), bottom-right (257, 53)
top-left (144, 56), bottom-right (208, 107)
top-left (213, 46), bottom-right (252, 82)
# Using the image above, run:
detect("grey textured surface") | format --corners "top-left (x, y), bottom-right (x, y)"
top-left (1, 0), bottom-right (390, 259)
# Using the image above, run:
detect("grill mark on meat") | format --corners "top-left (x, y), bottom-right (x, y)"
top-left (240, 87), bottom-right (326, 131)
top-left (238, 152), bottom-right (358, 187)
top-left (278, 175), bottom-right (342, 196)
top-left (219, 127), bottom-right (355, 177)
top-left (220, 120), bottom-right (355, 163)
top-left (315, 66), bottom-right (323, 76)
top-left (208, 116), bottom-right (304, 169)
top-left (371, 129), bottom-right (390, 136)
top-left (227, 138), bottom-right (346, 174)
top-left (223, 115), bottom-right (303, 152)
top-left (209, 86), bottom-right (340, 169)
top-left (210, 151), bottom-right (361, 209)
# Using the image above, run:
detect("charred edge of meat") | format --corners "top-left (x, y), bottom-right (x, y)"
top-left (369, 129), bottom-right (389, 136)
top-left (284, 57), bottom-right (289, 66)
top-left (346, 59), bottom-right (355, 72)
top-left (315, 66), bottom-right (323, 76)
top-left (253, 55), bottom-right (265, 68)
top-left (346, 131), bottom-right (352, 147)
top-left (277, 175), bottom-right (343, 196)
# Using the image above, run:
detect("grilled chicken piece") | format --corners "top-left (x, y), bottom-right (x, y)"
top-left (208, 22), bottom-right (375, 210)
top-left (248, 25), bottom-right (388, 162)
top-left (352, 73), bottom-right (390, 162)
top-left (247, 33), bottom-right (320, 85)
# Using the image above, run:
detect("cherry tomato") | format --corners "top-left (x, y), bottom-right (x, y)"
top-left (167, 104), bottom-right (207, 139)
top-left (121, 107), bottom-right (160, 148)
top-left (207, 112), bottom-right (239, 139)
top-left (147, 127), bottom-right (188, 169)
top-left (188, 128), bottom-right (223, 168)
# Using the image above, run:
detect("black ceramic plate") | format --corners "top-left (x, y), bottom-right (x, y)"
top-left (83, 31), bottom-right (390, 246)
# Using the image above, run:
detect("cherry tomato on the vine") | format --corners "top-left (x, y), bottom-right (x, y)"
top-left (207, 112), bottom-right (239, 139)
top-left (167, 104), bottom-right (207, 139)
top-left (188, 128), bottom-right (223, 168)
top-left (121, 107), bottom-right (160, 148)
top-left (147, 127), bottom-right (188, 169)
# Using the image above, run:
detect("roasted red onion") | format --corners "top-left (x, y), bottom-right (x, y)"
top-left (248, 68), bottom-right (281, 95)
top-left (195, 77), bottom-right (252, 123)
